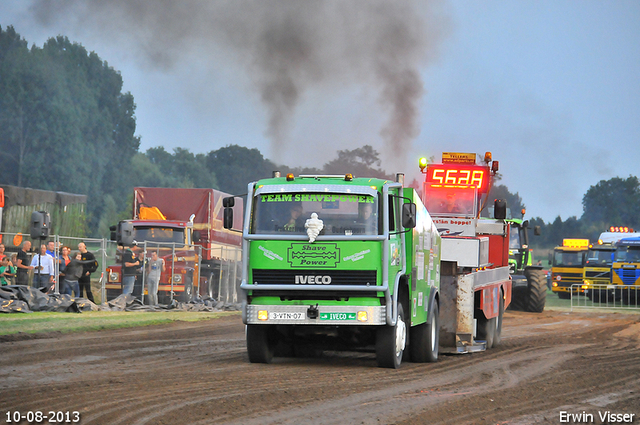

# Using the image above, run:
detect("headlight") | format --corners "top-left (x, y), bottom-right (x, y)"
top-left (172, 274), bottom-right (182, 284)
top-left (108, 271), bottom-right (120, 282)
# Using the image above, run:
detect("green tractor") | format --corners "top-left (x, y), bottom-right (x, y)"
top-left (507, 214), bottom-right (546, 313)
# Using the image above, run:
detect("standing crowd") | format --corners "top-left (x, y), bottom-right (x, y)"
top-left (0, 241), bottom-right (98, 302)
top-left (1, 240), bottom-right (165, 306)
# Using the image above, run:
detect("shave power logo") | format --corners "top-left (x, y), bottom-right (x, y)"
top-left (288, 243), bottom-right (340, 268)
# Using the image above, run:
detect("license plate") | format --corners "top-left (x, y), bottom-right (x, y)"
top-left (320, 312), bottom-right (357, 321)
top-left (269, 312), bottom-right (304, 320)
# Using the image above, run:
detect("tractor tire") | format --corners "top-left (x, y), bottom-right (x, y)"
top-left (509, 288), bottom-right (526, 311)
top-left (524, 269), bottom-right (546, 313)
top-left (246, 325), bottom-right (274, 363)
top-left (376, 303), bottom-right (407, 369)
top-left (409, 302), bottom-right (439, 363)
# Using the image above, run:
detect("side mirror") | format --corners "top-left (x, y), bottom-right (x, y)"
top-left (223, 196), bottom-right (235, 208)
top-left (401, 203), bottom-right (416, 229)
top-left (494, 199), bottom-right (507, 220)
top-left (109, 225), bottom-right (117, 241)
top-left (192, 230), bottom-right (201, 243)
top-left (117, 221), bottom-right (135, 246)
top-left (223, 208), bottom-right (234, 229)
top-left (534, 226), bottom-right (541, 236)
top-left (523, 220), bottom-right (530, 228)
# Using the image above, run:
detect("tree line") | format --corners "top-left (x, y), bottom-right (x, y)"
top-left (1, 26), bottom-right (638, 245)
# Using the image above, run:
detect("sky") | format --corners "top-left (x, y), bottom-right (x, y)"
top-left (1, 0), bottom-right (639, 223)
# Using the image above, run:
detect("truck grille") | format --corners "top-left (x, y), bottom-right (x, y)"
top-left (252, 269), bottom-right (377, 286)
top-left (585, 270), bottom-right (611, 279)
top-left (621, 269), bottom-right (639, 285)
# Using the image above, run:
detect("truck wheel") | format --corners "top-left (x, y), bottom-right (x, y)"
top-left (476, 311), bottom-right (496, 349)
top-left (558, 292), bottom-right (570, 300)
top-left (410, 302), bottom-right (439, 363)
top-left (181, 282), bottom-right (193, 303)
top-left (246, 325), bottom-right (274, 363)
top-left (524, 269), bottom-right (546, 313)
top-left (376, 302), bottom-right (407, 369)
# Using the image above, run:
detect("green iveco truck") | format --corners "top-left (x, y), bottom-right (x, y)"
top-left (224, 172), bottom-right (441, 368)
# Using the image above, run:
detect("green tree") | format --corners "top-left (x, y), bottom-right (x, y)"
top-left (207, 145), bottom-right (277, 194)
top-left (581, 176), bottom-right (640, 230)
top-left (322, 145), bottom-right (390, 179)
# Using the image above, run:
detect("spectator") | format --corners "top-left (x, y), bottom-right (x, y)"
top-left (146, 250), bottom-right (165, 306)
top-left (60, 252), bottom-right (94, 298)
top-left (0, 257), bottom-right (16, 286)
top-left (30, 244), bottom-right (55, 289)
top-left (0, 243), bottom-right (6, 260)
top-left (122, 246), bottom-right (141, 295)
top-left (58, 246), bottom-right (74, 295)
top-left (78, 242), bottom-right (98, 303)
top-left (15, 241), bottom-right (34, 286)
top-left (46, 240), bottom-right (61, 287)
top-left (9, 254), bottom-right (18, 285)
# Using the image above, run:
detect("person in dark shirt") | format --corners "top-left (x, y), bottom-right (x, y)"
top-left (78, 242), bottom-right (98, 302)
top-left (122, 246), bottom-right (141, 295)
top-left (15, 241), bottom-right (34, 286)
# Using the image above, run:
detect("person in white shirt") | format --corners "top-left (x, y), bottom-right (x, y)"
top-left (30, 244), bottom-right (55, 289)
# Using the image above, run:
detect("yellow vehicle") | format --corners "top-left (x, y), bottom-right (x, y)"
top-left (583, 244), bottom-right (616, 302)
top-left (551, 239), bottom-right (589, 299)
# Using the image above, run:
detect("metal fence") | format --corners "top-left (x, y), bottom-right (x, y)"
top-left (0, 232), bottom-right (242, 306)
top-left (570, 283), bottom-right (640, 311)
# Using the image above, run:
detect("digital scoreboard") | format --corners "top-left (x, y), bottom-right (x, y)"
top-left (425, 164), bottom-right (491, 193)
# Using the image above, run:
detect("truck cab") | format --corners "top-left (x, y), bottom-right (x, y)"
top-left (612, 237), bottom-right (640, 305)
top-left (106, 219), bottom-right (199, 302)
top-left (551, 239), bottom-right (589, 299)
top-left (225, 172), bottom-right (441, 368)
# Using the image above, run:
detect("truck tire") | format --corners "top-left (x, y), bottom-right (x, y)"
top-left (409, 302), bottom-right (439, 363)
top-left (246, 325), bottom-right (274, 363)
top-left (524, 269), bottom-right (546, 313)
top-left (558, 292), bottom-right (571, 300)
top-left (376, 302), bottom-right (407, 369)
top-left (476, 311), bottom-right (496, 349)
top-left (181, 281), bottom-right (193, 303)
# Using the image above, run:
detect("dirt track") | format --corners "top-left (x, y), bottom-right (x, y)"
top-left (1, 309), bottom-right (639, 425)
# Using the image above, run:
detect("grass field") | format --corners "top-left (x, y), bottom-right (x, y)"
top-left (0, 310), bottom-right (239, 336)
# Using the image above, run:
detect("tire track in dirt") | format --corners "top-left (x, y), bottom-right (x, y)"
top-left (1, 311), bottom-right (639, 425)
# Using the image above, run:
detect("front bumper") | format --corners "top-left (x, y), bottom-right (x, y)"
top-left (245, 304), bottom-right (386, 325)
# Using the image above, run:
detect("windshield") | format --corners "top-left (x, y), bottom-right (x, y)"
top-left (553, 250), bottom-right (585, 267)
top-left (134, 227), bottom-right (186, 244)
top-left (615, 246), bottom-right (640, 263)
top-left (424, 189), bottom-right (476, 217)
top-left (509, 224), bottom-right (521, 249)
top-left (250, 192), bottom-right (379, 236)
top-left (585, 249), bottom-right (614, 266)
